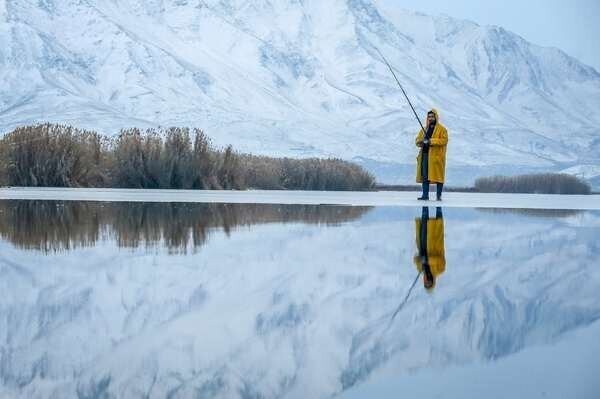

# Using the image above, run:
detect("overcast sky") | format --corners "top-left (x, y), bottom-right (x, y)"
top-left (377, 0), bottom-right (600, 71)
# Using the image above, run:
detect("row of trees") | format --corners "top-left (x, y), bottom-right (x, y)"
top-left (474, 173), bottom-right (591, 194)
top-left (0, 124), bottom-right (375, 191)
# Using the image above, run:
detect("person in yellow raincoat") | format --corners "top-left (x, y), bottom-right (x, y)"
top-left (416, 109), bottom-right (448, 201)
top-left (414, 207), bottom-right (446, 291)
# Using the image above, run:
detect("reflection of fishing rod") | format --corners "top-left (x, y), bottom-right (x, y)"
top-left (388, 270), bottom-right (422, 327)
top-left (351, 269), bottom-right (422, 348)
top-left (374, 47), bottom-right (427, 135)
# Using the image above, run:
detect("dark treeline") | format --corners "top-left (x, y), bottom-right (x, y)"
top-left (0, 200), bottom-right (372, 253)
top-left (0, 124), bottom-right (375, 190)
top-left (474, 173), bottom-right (591, 195)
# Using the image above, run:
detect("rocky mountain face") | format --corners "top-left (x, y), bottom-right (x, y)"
top-left (1, 0), bottom-right (599, 185)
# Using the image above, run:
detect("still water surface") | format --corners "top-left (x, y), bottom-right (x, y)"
top-left (0, 201), bottom-right (598, 398)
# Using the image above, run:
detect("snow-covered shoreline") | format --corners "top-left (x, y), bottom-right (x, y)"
top-left (1, 187), bottom-right (598, 210)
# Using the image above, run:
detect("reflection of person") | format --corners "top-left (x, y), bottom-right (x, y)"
top-left (415, 109), bottom-right (448, 201)
top-left (414, 207), bottom-right (446, 291)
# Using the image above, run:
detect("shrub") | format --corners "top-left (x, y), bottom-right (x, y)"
top-left (0, 124), bottom-right (375, 191)
top-left (239, 154), bottom-right (375, 191)
top-left (1, 124), bottom-right (108, 187)
top-left (474, 173), bottom-right (591, 194)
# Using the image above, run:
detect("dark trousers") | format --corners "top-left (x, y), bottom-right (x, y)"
top-left (420, 207), bottom-right (443, 258)
top-left (420, 207), bottom-right (428, 258)
top-left (421, 152), bottom-right (443, 199)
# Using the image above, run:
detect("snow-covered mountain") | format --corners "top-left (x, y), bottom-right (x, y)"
top-left (1, 206), bottom-right (599, 398)
top-left (1, 0), bottom-right (599, 185)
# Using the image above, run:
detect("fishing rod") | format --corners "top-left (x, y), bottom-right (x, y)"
top-left (374, 47), bottom-right (427, 135)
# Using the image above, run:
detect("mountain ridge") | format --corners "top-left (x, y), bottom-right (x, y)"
top-left (1, 0), bottom-right (599, 185)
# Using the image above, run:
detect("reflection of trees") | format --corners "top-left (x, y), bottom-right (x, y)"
top-left (0, 201), bottom-right (372, 253)
top-left (476, 208), bottom-right (581, 218)
top-left (0, 201), bottom-right (101, 252)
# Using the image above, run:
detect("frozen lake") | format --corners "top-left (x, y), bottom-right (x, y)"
top-left (0, 200), bottom-right (599, 398)
top-left (2, 187), bottom-right (600, 210)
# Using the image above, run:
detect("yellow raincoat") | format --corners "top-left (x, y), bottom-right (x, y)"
top-left (415, 108), bottom-right (448, 183)
top-left (413, 216), bottom-right (446, 278)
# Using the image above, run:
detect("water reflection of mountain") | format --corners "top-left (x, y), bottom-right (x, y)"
top-left (340, 209), bottom-right (600, 394)
top-left (1, 207), bottom-right (599, 399)
top-left (0, 200), bottom-right (372, 252)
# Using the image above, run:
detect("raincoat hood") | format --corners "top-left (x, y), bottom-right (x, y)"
top-left (426, 108), bottom-right (439, 129)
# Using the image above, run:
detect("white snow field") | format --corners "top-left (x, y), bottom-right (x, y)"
top-left (1, 187), bottom-right (599, 210)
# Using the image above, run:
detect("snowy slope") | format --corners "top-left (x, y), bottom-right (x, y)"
top-left (1, 0), bottom-right (599, 185)
top-left (1, 207), bottom-right (599, 398)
